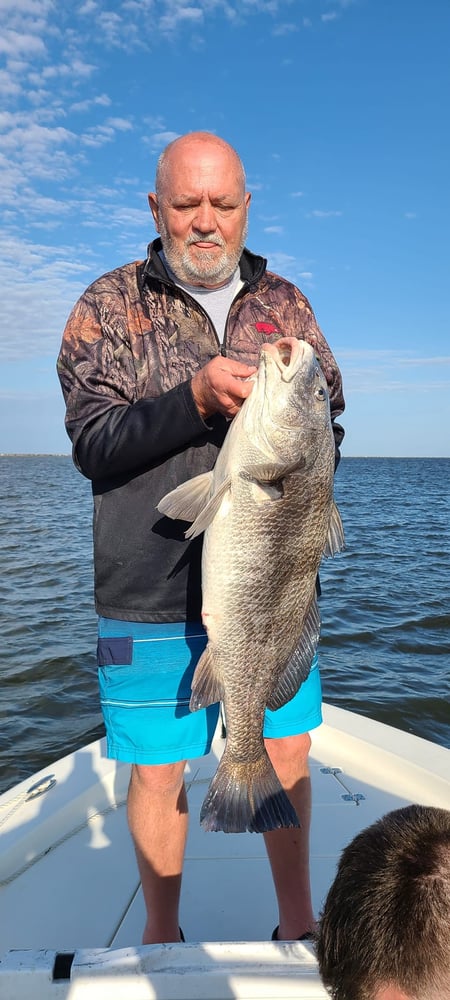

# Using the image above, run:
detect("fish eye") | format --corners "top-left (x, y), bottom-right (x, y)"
top-left (314, 386), bottom-right (326, 400)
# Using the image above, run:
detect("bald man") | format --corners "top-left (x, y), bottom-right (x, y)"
top-left (58, 132), bottom-right (345, 945)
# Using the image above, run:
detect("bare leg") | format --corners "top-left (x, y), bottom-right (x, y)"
top-left (263, 732), bottom-right (315, 940)
top-left (127, 760), bottom-right (188, 944)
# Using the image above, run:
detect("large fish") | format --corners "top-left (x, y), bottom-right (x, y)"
top-left (158, 337), bottom-right (344, 834)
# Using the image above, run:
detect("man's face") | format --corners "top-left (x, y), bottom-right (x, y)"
top-left (148, 138), bottom-right (251, 288)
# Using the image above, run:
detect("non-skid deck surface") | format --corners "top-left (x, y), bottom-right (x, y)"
top-left (1, 704), bottom-right (449, 957)
top-left (111, 742), bottom-right (411, 948)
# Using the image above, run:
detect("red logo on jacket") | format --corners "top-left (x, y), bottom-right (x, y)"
top-left (255, 322), bottom-right (279, 335)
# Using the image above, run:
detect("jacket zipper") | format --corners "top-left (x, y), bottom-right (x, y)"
top-left (144, 266), bottom-right (251, 358)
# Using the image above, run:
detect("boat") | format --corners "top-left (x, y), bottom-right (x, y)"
top-left (1, 702), bottom-right (449, 999)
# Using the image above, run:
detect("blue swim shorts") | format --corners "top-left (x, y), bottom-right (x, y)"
top-left (97, 618), bottom-right (322, 765)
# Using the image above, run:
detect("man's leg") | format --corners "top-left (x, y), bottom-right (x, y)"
top-left (263, 731), bottom-right (315, 941)
top-left (127, 759), bottom-right (188, 944)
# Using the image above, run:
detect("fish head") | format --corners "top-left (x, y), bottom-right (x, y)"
top-left (241, 337), bottom-right (333, 470)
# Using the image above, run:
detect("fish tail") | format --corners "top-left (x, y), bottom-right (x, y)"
top-left (200, 749), bottom-right (300, 834)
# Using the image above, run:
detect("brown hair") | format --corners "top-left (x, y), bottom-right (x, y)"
top-left (316, 804), bottom-right (450, 1000)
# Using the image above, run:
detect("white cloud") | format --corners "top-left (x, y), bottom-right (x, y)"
top-left (104, 205), bottom-right (151, 231)
top-left (2, 122), bottom-right (76, 152)
top-left (70, 94), bottom-right (112, 113)
top-left (0, 0), bottom-right (53, 12)
top-left (78, 1), bottom-right (98, 14)
top-left (160, 6), bottom-right (204, 33)
top-left (25, 193), bottom-right (74, 216)
top-left (337, 348), bottom-right (450, 395)
top-left (0, 120), bottom-right (79, 192)
top-left (96, 11), bottom-right (124, 43)
top-left (0, 29), bottom-right (46, 57)
top-left (266, 252), bottom-right (315, 286)
top-left (39, 58), bottom-right (96, 80)
top-left (272, 22), bottom-right (299, 36)
top-left (308, 209), bottom-right (343, 218)
top-left (401, 355), bottom-right (450, 368)
top-left (0, 236), bottom-right (94, 361)
top-left (146, 130), bottom-right (182, 150)
top-left (107, 117), bottom-right (133, 131)
top-left (0, 68), bottom-right (22, 97)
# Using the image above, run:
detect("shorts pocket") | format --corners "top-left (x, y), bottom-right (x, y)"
top-left (97, 636), bottom-right (133, 667)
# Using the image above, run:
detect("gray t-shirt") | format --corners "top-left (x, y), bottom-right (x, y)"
top-left (161, 253), bottom-right (243, 343)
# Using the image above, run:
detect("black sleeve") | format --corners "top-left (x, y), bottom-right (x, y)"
top-left (72, 380), bottom-right (209, 481)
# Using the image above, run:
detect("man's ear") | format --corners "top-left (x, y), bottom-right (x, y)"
top-left (148, 193), bottom-right (160, 231)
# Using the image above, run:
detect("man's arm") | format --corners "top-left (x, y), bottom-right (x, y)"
top-left (57, 291), bottom-right (255, 482)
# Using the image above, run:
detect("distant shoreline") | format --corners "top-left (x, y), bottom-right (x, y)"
top-left (1, 453), bottom-right (448, 461)
top-left (0, 453), bottom-right (72, 458)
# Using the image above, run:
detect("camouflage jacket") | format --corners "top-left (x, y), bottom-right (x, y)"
top-left (57, 239), bottom-right (345, 623)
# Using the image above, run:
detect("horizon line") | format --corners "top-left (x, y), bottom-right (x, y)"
top-left (1, 453), bottom-right (449, 460)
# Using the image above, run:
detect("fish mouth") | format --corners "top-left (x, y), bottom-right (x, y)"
top-left (261, 337), bottom-right (313, 381)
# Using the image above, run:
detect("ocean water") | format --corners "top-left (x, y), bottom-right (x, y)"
top-left (0, 455), bottom-right (449, 796)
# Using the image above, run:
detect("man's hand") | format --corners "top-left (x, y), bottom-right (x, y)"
top-left (191, 356), bottom-right (258, 419)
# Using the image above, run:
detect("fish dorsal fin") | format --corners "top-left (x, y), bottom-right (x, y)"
top-left (266, 599), bottom-right (321, 711)
top-left (190, 644), bottom-right (225, 711)
top-left (157, 472), bottom-right (213, 524)
top-left (185, 478), bottom-right (232, 539)
top-left (323, 501), bottom-right (345, 557)
top-left (244, 458), bottom-right (305, 484)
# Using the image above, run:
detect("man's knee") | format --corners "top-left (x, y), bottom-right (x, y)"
top-left (265, 731), bottom-right (312, 777)
top-left (130, 760), bottom-right (187, 796)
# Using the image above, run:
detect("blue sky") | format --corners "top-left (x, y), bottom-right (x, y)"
top-left (1, 0), bottom-right (449, 456)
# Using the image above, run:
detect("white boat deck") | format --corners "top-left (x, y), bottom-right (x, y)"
top-left (1, 704), bottom-right (449, 999)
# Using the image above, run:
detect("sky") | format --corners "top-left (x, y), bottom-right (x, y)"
top-left (1, 0), bottom-right (449, 457)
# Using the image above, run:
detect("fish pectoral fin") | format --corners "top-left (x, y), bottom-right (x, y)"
top-left (185, 478), bottom-right (232, 539)
top-left (157, 472), bottom-right (214, 524)
top-left (251, 481), bottom-right (284, 503)
top-left (243, 459), bottom-right (305, 484)
top-left (189, 644), bottom-right (225, 710)
top-left (323, 501), bottom-right (345, 557)
top-left (266, 599), bottom-right (321, 711)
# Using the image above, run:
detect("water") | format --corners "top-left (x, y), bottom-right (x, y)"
top-left (0, 456), bottom-right (449, 796)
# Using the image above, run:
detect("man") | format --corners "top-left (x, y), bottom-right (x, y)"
top-left (316, 804), bottom-right (450, 1000)
top-left (57, 131), bottom-right (345, 945)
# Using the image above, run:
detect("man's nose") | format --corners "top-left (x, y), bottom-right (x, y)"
top-left (193, 200), bottom-right (217, 232)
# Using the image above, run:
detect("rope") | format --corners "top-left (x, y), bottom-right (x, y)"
top-left (0, 763), bottom-right (206, 887)
top-left (0, 797), bottom-right (127, 887)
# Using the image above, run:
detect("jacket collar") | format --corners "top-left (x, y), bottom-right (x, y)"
top-left (141, 237), bottom-right (267, 288)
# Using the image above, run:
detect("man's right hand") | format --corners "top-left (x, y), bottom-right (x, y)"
top-left (191, 356), bottom-right (258, 420)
